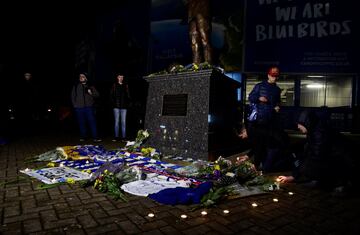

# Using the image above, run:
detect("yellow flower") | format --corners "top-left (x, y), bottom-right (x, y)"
top-left (104, 169), bottom-right (109, 174)
top-left (66, 178), bottom-right (75, 184)
top-left (214, 165), bottom-right (221, 170)
top-left (47, 162), bottom-right (56, 167)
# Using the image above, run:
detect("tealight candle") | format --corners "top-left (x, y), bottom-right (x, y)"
top-left (148, 213), bottom-right (155, 218)
top-left (223, 210), bottom-right (230, 214)
top-left (180, 214), bottom-right (187, 219)
top-left (251, 203), bottom-right (258, 207)
top-left (288, 192), bottom-right (294, 195)
top-left (201, 211), bottom-right (207, 216)
top-left (273, 198), bottom-right (279, 202)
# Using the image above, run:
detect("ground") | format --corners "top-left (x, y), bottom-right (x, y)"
top-left (1, 128), bottom-right (360, 235)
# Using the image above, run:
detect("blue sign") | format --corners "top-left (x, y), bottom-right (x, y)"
top-left (244, 0), bottom-right (359, 74)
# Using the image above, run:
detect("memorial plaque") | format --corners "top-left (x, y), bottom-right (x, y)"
top-left (162, 94), bottom-right (188, 116)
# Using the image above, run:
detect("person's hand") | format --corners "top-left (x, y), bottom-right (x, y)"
top-left (274, 106), bottom-right (280, 112)
top-left (259, 96), bottom-right (268, 102)
top-left (277, 175), bottom-right (294, 183)
top-left (87, 89), bottom-right (93, 95)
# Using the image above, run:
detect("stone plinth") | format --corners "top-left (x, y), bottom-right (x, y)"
top-left (144, 69), bottom-right (241, 160)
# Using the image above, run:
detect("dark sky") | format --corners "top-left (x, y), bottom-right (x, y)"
top-left (0, 3), bottom-right (92, 74)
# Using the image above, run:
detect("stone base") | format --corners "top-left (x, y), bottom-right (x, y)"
top-left (144, 69), bottom-right (242, 161)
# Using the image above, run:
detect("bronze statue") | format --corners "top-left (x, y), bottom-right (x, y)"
top-left (186, 0), bottom-right (213, 64)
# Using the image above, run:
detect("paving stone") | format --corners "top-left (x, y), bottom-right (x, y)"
top-left (97, 215), bottom-right (128, 225)
top-left (3, 213), bottom-right (40, 224)
top-left (86, 223), bottom-right (123, 235)
top-left (77, 214), bottom-right (98, 229)
top-left (206, 221), bottom-right (234, 234)
top-left (183, 224), bottom-right (212, 235)
top-left (23, 219), bottom-right (42, 233)
top-left (141, 229), bottom-right (164, 235)
top-left (1, 222), bottom-right (23, 235)
top-left (43, 218), bottom-right (78, 230)
top-left (141, 220), bottom-right (168, 231)
top-left (118, 220), bottom-right (141, 234)
top-left (41, 209), bottom-right (58, 221)
top-left (5, 188), bottom-right (19, 198)
top-left (4, 205), bottom-right (21, 217)
top-left (159, 226), bottom-right (183, 235)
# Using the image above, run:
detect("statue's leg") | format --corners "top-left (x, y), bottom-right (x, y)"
top-left (197, 16), bottom-right (212, 64)
top-left (189, 20), bottom-right (202, 64)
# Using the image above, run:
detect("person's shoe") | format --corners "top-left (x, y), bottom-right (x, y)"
top-left (93, 139), bottom-right (102, 143)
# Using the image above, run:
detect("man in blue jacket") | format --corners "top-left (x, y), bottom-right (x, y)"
top-left (246, 67), bottom-right (286, 172)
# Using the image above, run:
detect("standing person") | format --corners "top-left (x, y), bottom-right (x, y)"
top-left (17, 72), bottom-right (40, 134)
top-left (71, 73), bottom-right (102, 142)
top-left (110, 74), bottom-right (130, 142)
top-left (247, 66), bottom-right (284, 171)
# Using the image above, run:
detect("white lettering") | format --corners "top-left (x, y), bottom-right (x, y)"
top-left (341, 20), bottom-right (351, 35)
top-left (276, 25), bottom-right (288, 38)
top-left (275, 7), bottom-right (297, 22)
top-left (256, 25), bottom-right (267, 41)
top-left (329, 22), bottom-right (341, 35)
top-left (316, 21), bottom-right (328, 37)
top-left (298, 23), bottom-right (308, 38)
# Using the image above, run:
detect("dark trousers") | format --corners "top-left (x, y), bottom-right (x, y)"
top-left (75, 107), bottom-right (98, 139)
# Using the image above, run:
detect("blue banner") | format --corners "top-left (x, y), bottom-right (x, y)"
top-left (244, 0), bottom-right (359, 74)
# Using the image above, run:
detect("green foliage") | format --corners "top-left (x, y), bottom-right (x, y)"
top-left (94, 171), bottom-right (128, 202)
top-left (192, 186), bottom-right (232, 210)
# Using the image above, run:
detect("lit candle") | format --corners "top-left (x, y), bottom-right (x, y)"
top-left (24, 168), bottom-right (30, 172)
top-left (223, 210), bottom-right (230, 214)
top-left (201, 211), bottom-right (207, 216)
top-left (288, 192), bottom-right (294, 195)
top-left (148, 213), bottom-right (155, 218)
top-left (251, 203), bottom-right (258, 207)
top-left (180, 214), bottom-right (187, 219)
top-left (59, 163), bottom-right (64, 167)
top-left (273, 198), bottom-right (279, 202)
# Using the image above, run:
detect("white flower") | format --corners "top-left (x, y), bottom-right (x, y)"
top-left (142, 130), bottom-right (150, 138)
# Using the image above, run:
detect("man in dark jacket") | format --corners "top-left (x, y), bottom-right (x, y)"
top-left (246, 67), bottom-right (285, 171)
top-left (71, 73), bottom-right (101, 142)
